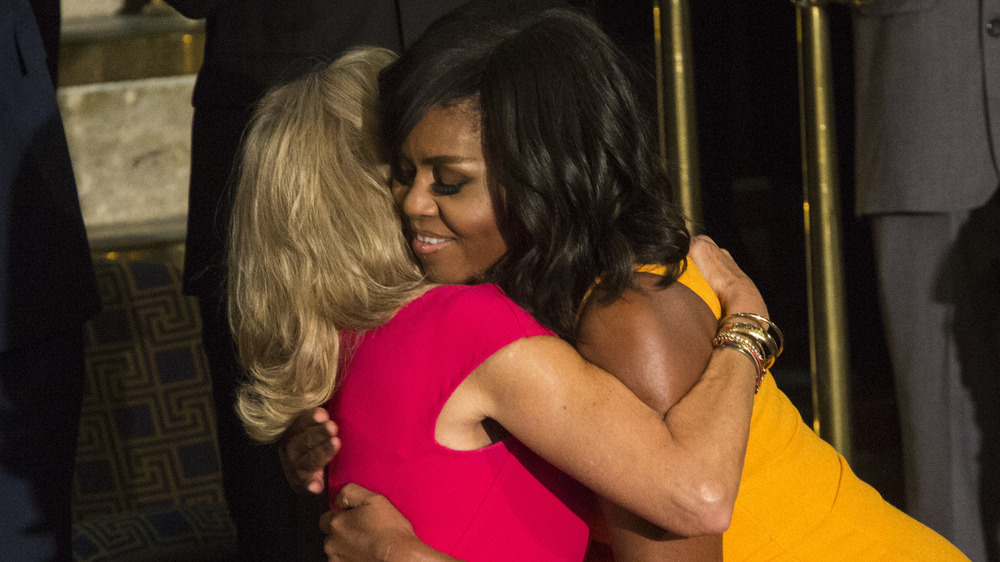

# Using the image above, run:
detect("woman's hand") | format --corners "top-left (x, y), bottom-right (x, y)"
top-left (322, 484), bottom-right (457, 562)
top-left (279, 408), bottom-right (340, 494)
top-left (688, 235), bottom-right (768, 320)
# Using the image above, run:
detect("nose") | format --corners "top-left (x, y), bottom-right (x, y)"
top-left (399, 175), bottom-right (437, 219)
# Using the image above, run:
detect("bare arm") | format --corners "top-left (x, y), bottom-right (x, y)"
top-left (467, 331), bottom-right (754, 536)
top-left (573, 235), bottom-right (764, 558)
top-left (468, 236), bottom-right (764, 536)
top-left (577, 277), bottom-right (723, 560)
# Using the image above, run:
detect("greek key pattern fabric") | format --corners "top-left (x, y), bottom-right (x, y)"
top-left (73, 257), bottom-right (225, 520)
top-left (72, 503), bottom-right (236, 562)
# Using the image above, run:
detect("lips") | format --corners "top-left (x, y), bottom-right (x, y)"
top-left (416, 234), bottom-right (450, 245)
top-left (412, 232), bottom-right (455, 255)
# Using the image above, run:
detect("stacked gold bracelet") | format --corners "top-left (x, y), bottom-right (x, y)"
top-left (712, 313), bottom-right (784, 394)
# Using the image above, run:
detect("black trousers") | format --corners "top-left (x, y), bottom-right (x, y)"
top-left (199, 295), bottom-right (327, 562)
top-left (186, 104), bottom-right (327, 561)
top-left (0, 329), bottom-right (85, 562)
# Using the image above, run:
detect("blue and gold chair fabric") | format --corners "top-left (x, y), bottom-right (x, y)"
top-left (72, 256), bottom-right (236, 561)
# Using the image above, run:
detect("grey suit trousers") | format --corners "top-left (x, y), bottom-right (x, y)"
top-left (870, 191), bottom-right (1000, 561)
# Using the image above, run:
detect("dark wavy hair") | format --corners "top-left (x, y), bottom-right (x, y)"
top-left (380, 0), bottom-right (690, 341)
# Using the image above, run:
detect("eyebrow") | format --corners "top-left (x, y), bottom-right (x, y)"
top-left (420, 155), bottom-right (478, 166)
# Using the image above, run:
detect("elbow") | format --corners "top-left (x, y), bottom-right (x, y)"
top-left (688, 490), bottom-right (734, 535)
top-left (679, 455), bottom-right (742, 535)
top-left (663, 479), bottom-right (736, 536)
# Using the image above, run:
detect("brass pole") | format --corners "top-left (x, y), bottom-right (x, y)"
top-left (654, 0), bottom-right (702, 233)
top-left (793, 0), bottom-right (852, 460)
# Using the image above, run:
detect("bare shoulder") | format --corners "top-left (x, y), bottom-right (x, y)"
top-left (576, 274), bottom-right (717, 413)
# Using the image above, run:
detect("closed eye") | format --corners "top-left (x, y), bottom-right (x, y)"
top-left (431, 167), bottom-right (469, 196)
top-left (431, 180), bottom-right (468, 196)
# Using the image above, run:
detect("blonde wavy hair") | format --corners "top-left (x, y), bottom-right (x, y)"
top-left (229, 47), bottom-right (427, 442)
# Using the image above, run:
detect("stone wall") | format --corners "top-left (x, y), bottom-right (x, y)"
top-left (58, 76), bottom-right (194, 249)
top-left (59, 0), bottom-right (200, 250)
top-left (63, 0), bottom-right (121, 20)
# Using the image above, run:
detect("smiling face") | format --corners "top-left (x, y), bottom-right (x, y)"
top-left (391, 99), bottom-right (507, 284)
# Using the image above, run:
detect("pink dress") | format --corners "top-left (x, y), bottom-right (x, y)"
top-left (327, 284), bottom-right (594, 561)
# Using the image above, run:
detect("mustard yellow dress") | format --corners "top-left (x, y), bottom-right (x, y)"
top-left (666, 262), bottom-right (970, 561)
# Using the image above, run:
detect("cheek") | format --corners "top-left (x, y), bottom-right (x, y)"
top-left (467, 209), bottom-right (506, 265)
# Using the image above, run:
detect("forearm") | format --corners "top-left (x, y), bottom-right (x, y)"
top-left (649, 235), bottom-right (771, 530)
top-left (659, 347), bottom-right (757, 531)
top-left (600, 498), bottom-right (722, 561)
top-left (382, 537), bottom-right (461, 562)
top-left (328, 533), bottom-right (459, 562)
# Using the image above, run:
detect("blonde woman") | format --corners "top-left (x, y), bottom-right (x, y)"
top-left (228, 46), bottom-right (767, 561)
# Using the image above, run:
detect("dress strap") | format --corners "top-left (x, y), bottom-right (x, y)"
top-left (635, 264), bottom-right (668, 276)
top-left (574, 260), bottom-right (722, 327)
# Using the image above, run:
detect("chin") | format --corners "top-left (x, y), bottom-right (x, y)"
top-left (422, 263), bottom-right (461, 285)
top-left (423, 264), bottom-right (481, 286)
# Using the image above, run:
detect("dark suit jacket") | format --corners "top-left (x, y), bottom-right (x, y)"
top-left (165, 0), bottom-right (467, 296)
top-left (854, 0), bottom-right (999, 215)
top-left (0, 0), bottom-right (100, 352)
top-left (166, 0), bottom-right (468, 108)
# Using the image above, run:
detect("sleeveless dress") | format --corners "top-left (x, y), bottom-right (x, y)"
top-left (326, 284), bottom-right (594, 561)
top-left (661, 262), bottom-right (970, 561)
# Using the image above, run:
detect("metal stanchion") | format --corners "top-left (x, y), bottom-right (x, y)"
top-left (654, 0), bottom-right (855, 458)
top-left (654, 0), bottom-right (702, 233)
top-left (793, 0), bottom-right (854, 460)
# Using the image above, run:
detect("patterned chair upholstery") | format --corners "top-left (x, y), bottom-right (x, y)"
top-left (71, 256), bottom-right (237, 561)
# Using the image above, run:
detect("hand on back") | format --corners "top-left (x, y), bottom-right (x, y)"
top-left (322, 484), bottom-right (455, 562)
top-left (280, 407), bottom-right (340, 494)
top-left (688, 235), bottom-right (768, 320)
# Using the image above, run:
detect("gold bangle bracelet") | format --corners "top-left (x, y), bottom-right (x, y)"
top-left (722, 313), bottom-right (784, 358)
top-left (713, 335), bottom-right (765, 393)
top-left (719, 322), bottom-right (777, 369)
top-left (714, 330), bottom-right (766, 363)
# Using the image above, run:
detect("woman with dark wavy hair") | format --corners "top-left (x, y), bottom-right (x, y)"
top-left (232, 45), bottom-right (767, 562)
top-left (378, 1), bottom-right (686, 344)
top-left (282, 2), bottom-right (968, 561)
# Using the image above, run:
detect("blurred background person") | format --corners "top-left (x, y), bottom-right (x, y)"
top-left (0, 0), bottom-right (101, 559)
top-left (855, 2), bottom-right (1000, 560)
